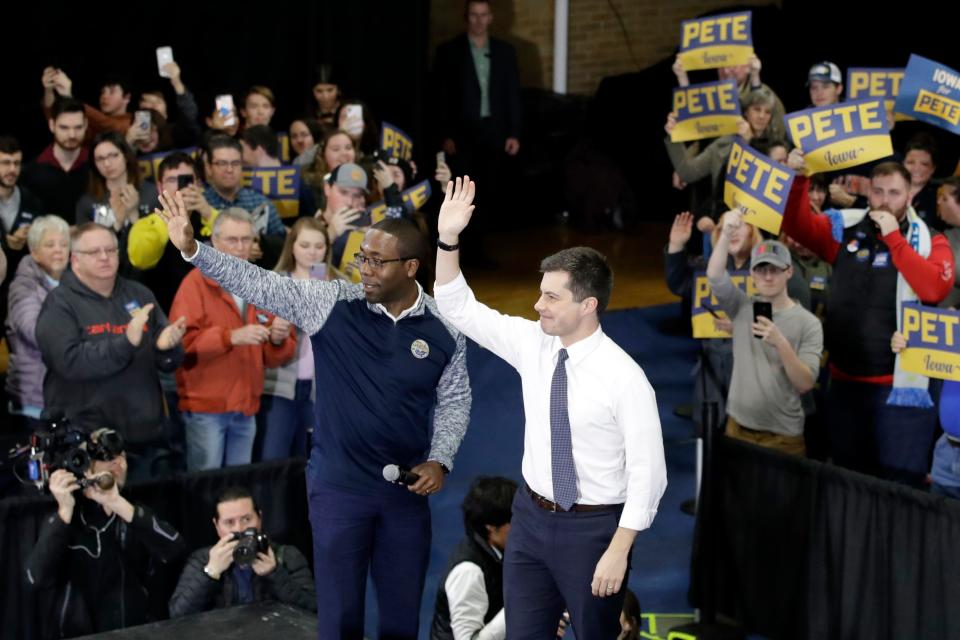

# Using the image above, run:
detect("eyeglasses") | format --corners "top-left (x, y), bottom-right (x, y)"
top-left (75, 246), bottom-right (119, 257)
top-left (353, 252), bottom-right (415, 269)
top-left (211, 160), bottom-right (243, 169)
top-left (94, 151), bottom-right (122, 163)
top-left (752, 264), bottom-right (788, 276)
top-left (218, 236), bottom-right (254, 246)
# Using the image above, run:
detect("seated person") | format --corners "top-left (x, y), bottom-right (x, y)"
top-left (168, 485), bottom-right (316, 617)
top-left (431, 476), bottom-right (517, 640)
top-left (24, 428), bottom-right (185, 638)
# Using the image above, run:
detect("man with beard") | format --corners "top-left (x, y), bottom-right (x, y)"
top-left (41, 67), bottom-right (133, 143)
top-left (784, 152), bottom-right (955, 486)
top-left (21, 98), bottom-right (90, 223)
top-left (24, 429), bottom-right (185, 638)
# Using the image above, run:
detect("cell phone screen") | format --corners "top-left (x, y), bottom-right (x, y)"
top-left (177, 174), bottom-right (195, 189)
top-left (753, 301), bottom-right (773, 333)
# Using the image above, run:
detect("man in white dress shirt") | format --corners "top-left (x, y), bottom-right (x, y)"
top-left (433, 177), bottom-right (667, 639)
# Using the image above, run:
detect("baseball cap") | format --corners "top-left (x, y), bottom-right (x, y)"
top-left (807, 61), bottom-right (842, 85)
top-left (750, 240), bottom-right (792, 270)
top-left (326, 162), bottom-right (368, 193)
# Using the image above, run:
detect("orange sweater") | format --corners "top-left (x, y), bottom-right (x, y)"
top-left (170, 268), bottom-right (296, 415)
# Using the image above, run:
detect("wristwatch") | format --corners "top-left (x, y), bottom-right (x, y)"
top-left (437, 239), bottom-right (460, 252)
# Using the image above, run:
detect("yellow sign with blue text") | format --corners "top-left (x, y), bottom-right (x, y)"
top-left (899, 302), bottom-right (960, 381)
top-left (241, 166), bottom-right (302, 219)
top-left (671, 80), bottom-right (742, 142)
top-left (691, 270), bottom-right (758, 338)
top-left (678, 11), bottom-right (753, 71)
top-left (723, 139), bottom-right (795, 235)
top-left (784, 99), bottom-right (893, 174)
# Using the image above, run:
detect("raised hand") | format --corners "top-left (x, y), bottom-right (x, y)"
top-left (437, 176), bottom-right (476, 242)
top-left (156, 190), bottom-right (197, 255)
top-left (721, 209), bottom-right (743, 239)
top-left (668, 211), bottom-right (694, 251)
top-left (787, 148), bottom-right (807, 175)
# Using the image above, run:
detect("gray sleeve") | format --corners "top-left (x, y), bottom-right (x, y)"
top-left (796, 314), bottom-right (824, 378)
top-left (190, 242), bottom-right (346, 334)
top-left (428, 330), bottom-right (472, 471)
top-left (707, 270), bottom-right (746, 318)
top-left (664, 136), bottom-right (722, 184)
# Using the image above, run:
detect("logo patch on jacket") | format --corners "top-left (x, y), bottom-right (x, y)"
top-left (410, 339), bottom-right (430, 359)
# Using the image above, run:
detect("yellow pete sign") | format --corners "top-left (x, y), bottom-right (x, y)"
top-left (899, 303), bottom-right (960, 381)
top-left (691, 270), bottom-right (757, 338)
top-left (847, 68), bottom-right (911, 122)
top-left (671, 80), bottom-right (742, 142)
top-left (784, 99), bottom-right (893, 174)
top-left (678, 11), bottom-right (753, 71)
top-left (380, 122), bottom-right (414, 161)
top-left (723, 139), bottom-right (795, 235)
top-left (137, 147), bottom-right (199, 182)
top-left (241, 166), bottom-right (302, 219)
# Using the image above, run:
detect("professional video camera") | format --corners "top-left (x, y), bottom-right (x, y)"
top-left (7, 417), bottom-right (125, 493)
top-left (232, 528), bottom-right (270, 566)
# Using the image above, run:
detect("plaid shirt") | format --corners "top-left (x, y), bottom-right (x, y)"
top-left (203, 185), bottom-right (286, 236)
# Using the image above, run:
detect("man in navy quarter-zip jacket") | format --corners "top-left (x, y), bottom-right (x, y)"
top-left (156, 190), bottom-right (471, 640)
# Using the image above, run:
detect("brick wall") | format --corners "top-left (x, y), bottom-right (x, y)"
top-left (430, 0), bottom-right (782, 95)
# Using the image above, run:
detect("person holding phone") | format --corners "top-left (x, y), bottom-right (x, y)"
top-left (254, 217), bottom-right (330, 461)
top-left (706, 209), bottom-right (823, 456)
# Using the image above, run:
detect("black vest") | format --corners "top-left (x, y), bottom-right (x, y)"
top-left (430, 533), bottom-right (504, 640)
top-left (827, 215), bottom-right (921, 377)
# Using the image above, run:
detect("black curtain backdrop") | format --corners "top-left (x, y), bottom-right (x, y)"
top-left (693, 436), bottom-right (960, 639)
top-left (0, 459), bottom-right (309, 640)
top-left (2, 0), bottom-right (430, 162)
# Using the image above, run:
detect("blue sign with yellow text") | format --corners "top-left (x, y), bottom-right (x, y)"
top-left (784, 99), bottom-right (893, 174)
top-left (137, 147), bottom-right (199, 183)
top-left (723, 139), bottom-right (795, 235)
top-left (241, 166), bottom-right (302, 219)
top-left (678, 11), bottom-right (753, 71)
top-left (366, 180), bottom-right (432, 222)
top-left (900, 302), bottom-right (960, 381)
top-left (671, 80), bottom-right (742, 142)
top-left (691, 270), bottom-right (757, 338)
top-left (894, 55), bottom-right (960, 135)
top-left (847, 67), bottom-right (910, 121)
top-left (380, 122), bottom-right (414, 161)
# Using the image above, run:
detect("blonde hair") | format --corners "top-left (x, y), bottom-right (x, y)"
top-left (712, 211), bottom-right (762, 258)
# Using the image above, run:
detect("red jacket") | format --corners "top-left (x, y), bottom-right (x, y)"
top-left (170, 268), bottom-right (296, 415)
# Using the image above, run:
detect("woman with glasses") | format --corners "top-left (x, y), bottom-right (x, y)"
top-left (75, 131), bottom-right (158, 233)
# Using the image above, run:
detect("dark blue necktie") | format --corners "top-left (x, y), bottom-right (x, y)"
top-left (551, 348), bottom-right (577, 510)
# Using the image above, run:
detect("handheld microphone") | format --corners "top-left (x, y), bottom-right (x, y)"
top-left (382, 464), bottom-right (420, 486)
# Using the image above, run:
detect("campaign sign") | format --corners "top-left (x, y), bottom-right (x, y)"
top-left (380, 122), bottom-right (414, 161)
top-left (277, 132), bottom-right (291, 163)
top-left (691, 270), bottom-right (757, 338)
top-left (137, 147), bottom-right (199, 183)
top-left (671, 80), bottom-right (742, 142)
top-left (847, 68), bottom-right (910, 121)
top-left (900, 302), bottom-right (960, 382)
top-left (894, 54), bottom-right (960, 135)
top-left (241, 166), bottom-right (302, 219)
top-left (784, 99), bottom-right (893, 174)
top-left (366, 180), bottom-right (432, 223)
top-left (678, 11), bottom-right (753, 71)
top-left (723, 139), bottom-right (795, 235)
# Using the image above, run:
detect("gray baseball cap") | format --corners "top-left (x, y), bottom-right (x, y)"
top-left (751, 240), bottom-right (792, 270)
top-left (326, 162), bottom-right (369, 192)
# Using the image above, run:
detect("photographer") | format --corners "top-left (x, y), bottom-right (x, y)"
top-left (168, 486), bottom-right (316, 617)
top-left (706, 211), bottom-right (823, 456)
top-left (24, 429), bottom-right (185, 639)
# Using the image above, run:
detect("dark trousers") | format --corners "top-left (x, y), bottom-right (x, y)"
top-left (504, 487), bottom-right (627, 639)
top-left (254, 380), bottom-right (313, 461)
top-left (826, 378), bottom-right (939, 487)
top-left (306, 464), bottom-right (431, 640)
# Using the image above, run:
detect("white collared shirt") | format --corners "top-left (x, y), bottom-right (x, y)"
top-left (434, 272), bottom-right (667, 530)
top-left (375, 281), bottom-right (424, 323)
